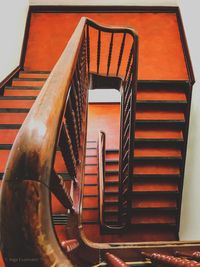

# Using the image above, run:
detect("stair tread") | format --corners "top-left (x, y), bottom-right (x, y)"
top-left (0, 100), bottom-right (34, 109)
top-left (21, 70), bottom-right (50, 74)
top-left (132, 190), bottom-right (178, 195)
top-left (13, 78), bottom-right (47, 81)
top-left (5, 86), bottom-right (42, 90)
top-left (133, 174), bottom-right (181, 178)
top-left (4, 90), bottom-right (40, 96)
top-left (0, 113), bottom-right (27, 124)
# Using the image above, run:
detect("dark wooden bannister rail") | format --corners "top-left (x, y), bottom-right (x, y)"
top-left (175, 251), bottom-right (200, 261)
top-left (0, 16), bottom-right (138, 266)
top-left (142, 252), bottom-right (200, 267)
top-left (105, 252), bottom-right (129, 267)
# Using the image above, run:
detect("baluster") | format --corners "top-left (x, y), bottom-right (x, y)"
top-left (116, 33), bottom-right (126, 76)
top-left (107, 33), bottom-right (114, 76)
top-left (124, 43), bottom-right (134, 81)
top-left (97, 29), bottom-right (101, 74)
top-left (65, 98), bottom-right (80, 162)
top-left (141, 252), bottom-right (200, 267)
top-left (86, 24), bottom-right (90, 74)
top-left (59, 122), bottom-right (77, 181)
top-left (50, 170), bottom-right (74, 213)
top-left (71, 82), bottom-right (82, 137)
top-left (105, 252), bottom-right (129, 267)
top-left (61, 239), bottom-right (79, 253)
top-left (74, 69), bottom-right (84, 113)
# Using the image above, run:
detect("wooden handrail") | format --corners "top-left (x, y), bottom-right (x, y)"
top-left (0, 16), bottom-right (88, 267)
top-left (0, 16), bottom-right (138, 266)
top-left (142, 252), bottom-right (200, 267)
top-left (175, 251), bottom-right (200, 261)
top-left (98, 131), bottom-right (125, 231)
top-left (105, 252), bottom-right (129, 267)
top-left (98, 131), bottom-right (106, 228)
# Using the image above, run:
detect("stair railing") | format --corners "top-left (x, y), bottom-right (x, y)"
top-left (118, 36), bottom-right (138, 227)
top-left (141, 252), bottom-right (200, 267)
top-left (0, 17), bottom-right (138, 266)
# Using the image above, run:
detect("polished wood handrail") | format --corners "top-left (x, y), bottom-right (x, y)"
top-left (175, 251), bottom-right (200, 261)
top-left (0, 16), bottom-right (138, 267)
top-left (98, 131), bottom-right (124, 231)
top-left (0, 16), bottom-right (88, 267)
top-left (142, 252), bottom-right (200, 267)
top-left (105, 252), bottom-right (129, 267)
top-left (98, 131), bottom-right (106, 228)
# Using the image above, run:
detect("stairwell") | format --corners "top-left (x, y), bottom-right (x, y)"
top-left (82, 79), bottom-right (191, 242)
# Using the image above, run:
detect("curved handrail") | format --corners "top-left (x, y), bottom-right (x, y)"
top-left (0, 16), bottom-right (88, 267)
top-left (98, 131), bottom-right (125, 231)
top-left (0, 16), bottom-right (138, 266)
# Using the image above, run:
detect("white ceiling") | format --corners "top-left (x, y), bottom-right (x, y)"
top-left (29, 0), bottom-right (179, 6)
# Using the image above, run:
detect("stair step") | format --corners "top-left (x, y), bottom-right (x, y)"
top-left (132, 207), bottom-right (177, 211)
top-left (132, 194), bottom-right (177, 208)
top-left (132, 180), bottom-right (178, 192)
top-left (133, 162), bottom-right (181, 175)
top-left (137, 86), bottom-right (187, 102)
top-left (136, 100), bottom-right (187, 105)
top-left (84, 174), bottom-right (98, 184)
top-left (0, 113), bottom-right (27, 125)
top-left (104, 208), bottom-right (118, 213)
top-left (132, 190), bottom-right (179, 196)
top-left (104, 184), bottom-right (119, 193)
top-left (83, 185), bottom-right (98, 195)
top-left (104, 174), bottom-right (119, 182)
top-left (5, 86), bottom-right (42, 90)
top-left (12, 78), bottom-right (46, 87)
top-left (104, 214), bottom-right (119, 223)
top-left (4, 89), bottom-right (40, 97)
top-left (135, 125), bottom-right (183, 139)
top-left (0, 129), bottom-right (18, 144)
top-left (0, 99), bottom-right (34, 109)
top-left (132, 174), bottom-right (181, 180)
top-left (134, 146), bottom-right (182, 157)
top-left (133, 156), bottom-right (182, 162)
top-left (104, 195), bottom-right (119, 202)
top-left (83, 196), bottom-right (98, 209)
top-left (19, 71), bottom-right (50, 79)
top-left (135, 120), bottom-right (185, 126)
top-left (82, 210), bottom-right (99, 222)
top-left (136, 108), bottom-right (185, 121)
top-left (21, 70), bottom-right (50, 74)
top-left (131, 210), bottom-right (177, 225)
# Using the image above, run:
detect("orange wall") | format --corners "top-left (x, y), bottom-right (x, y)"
top-left (25, 12), bottom-right (188, 80)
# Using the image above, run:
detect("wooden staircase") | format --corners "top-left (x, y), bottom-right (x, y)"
top-left (0, 70), bottom-right (72, 228)
top-left (91, 80), bottom-right (191, 241)
top-left (0, 11), bottom-right (197, 267)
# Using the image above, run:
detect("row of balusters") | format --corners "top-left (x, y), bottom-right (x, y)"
top-left (58, 35), bottom-right (88, 184)
top-left (119, 45), bottom-right (138, 226)
top-left (86, 22), bottom-right (136, 81)
top-left (49, 35), bottom-right (89, 212)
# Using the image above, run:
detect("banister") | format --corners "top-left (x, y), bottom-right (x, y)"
top-left (141, 252), bottom-right (200, 267)
top-left (0, 16), bottom-right (88, 267)
top-left (98, 131), bottom-right (106, 228)
top-left (0, 16), bottom-right (138, 266)
top-left (98, 131), bottom-right (124, 231)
